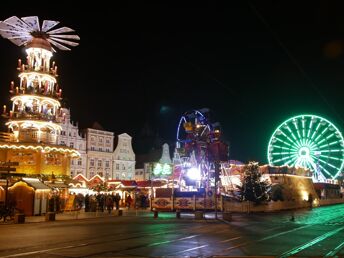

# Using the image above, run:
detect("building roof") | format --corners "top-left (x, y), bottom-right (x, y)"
top-left (91, 121), bottom-right (104, 131)
top-left (118, 133), bottom-right (132, 139)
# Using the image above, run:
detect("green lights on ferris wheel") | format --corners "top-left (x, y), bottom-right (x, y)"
top-left (268, 114), bottom-right (344, 180)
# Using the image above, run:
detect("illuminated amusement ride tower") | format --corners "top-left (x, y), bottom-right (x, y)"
top-left (0, 16), bottom-right (80, 176)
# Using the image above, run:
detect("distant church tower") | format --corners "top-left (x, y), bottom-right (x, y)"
top-left (159, 143), bottom-right (172, 164)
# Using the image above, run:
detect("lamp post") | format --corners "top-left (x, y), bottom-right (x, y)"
top-left (214, 159), bottom-right (220, 219)
top-left (209, 128), bottom-right (225, 220)
top-left (150, 163), bottom-right (154, 211)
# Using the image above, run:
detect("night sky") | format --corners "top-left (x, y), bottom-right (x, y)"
top-left (1, 2), bottom-right (344, 163)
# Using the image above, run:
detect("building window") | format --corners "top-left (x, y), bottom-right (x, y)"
top-left (98, 160), bottom-right (102, 167)
top-left (106, 138), bottom-right (110, 144)
top-left (78, 159), bottom-right (82, 166)
top-left (99, 147), bottom-right (102, 152)
top-left (122, 164), bottom-right (125, 170)
top-left (90, 172), bottom-right (94, 177)
top-left (99, 137), bottom-right (103, 143)
top-left (106, 148), bottom-right (109, 152)
top-left (71, 160), bottom-right (74, 165)
top-left (116, 173), bottom-right (120, 179)
top-left (116, 164), bottom-right (119, 170)
top-left (90, 159), bottom-right (94, 167)
top-left (105, 161), bottom-right (109, 168)
top-left (91, 146), bottom-right (95, 151)
top-left (69, 132), bottom-right (71, 136)
top-left (70, 142), bottom-right (74, 148)
top-left (70, 170), bottom-right (74, 177)
top-left (74, 132), bottom-right (76, 137)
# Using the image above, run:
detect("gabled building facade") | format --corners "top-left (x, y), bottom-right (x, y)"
top-left (113, 133), bottom-right (136, 180)
top-left (85, 125), bottom-right (114, 179)
top-left (57, 108), bottom-right (87, 178)
top-left (58, 116), bottom-right (136, 180)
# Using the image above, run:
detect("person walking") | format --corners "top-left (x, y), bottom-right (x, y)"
top-left (114, 193), bottom-right (121, 210)
top-left (84, 194), bottom-right (90, 212)
top-left (308, 193), bottom-right (313, 209)
top-left (126, 194), bottom-right (132, 209)
top-left (106, 195), bottom-right (114, 214)
top-left (140, 194), bottom-right (147, 209)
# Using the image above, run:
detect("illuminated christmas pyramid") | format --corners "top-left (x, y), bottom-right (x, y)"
top-left (0, 16), bottom-right (80, 176)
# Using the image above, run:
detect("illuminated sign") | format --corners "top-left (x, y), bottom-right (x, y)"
top-left (152, 163), bottom-right (173, 176)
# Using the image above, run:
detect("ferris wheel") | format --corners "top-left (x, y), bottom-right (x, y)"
top-left (174, 109), bottom-right (216, 184)
top-left (176, 109), bottom-right (213, 150)
top-left (268, 114), bottom-right (344, 180)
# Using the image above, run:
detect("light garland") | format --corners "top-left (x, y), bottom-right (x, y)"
top-left (11, 95), bottom-right (60, 107)
top-left (0, 143), bottom-right (80, 157)
top-left (19, 72), bottom-right (56, 84)
top-left (268, 174), bottom-right (312, 179)
top-left (6, 120), bottom-right (62, 131)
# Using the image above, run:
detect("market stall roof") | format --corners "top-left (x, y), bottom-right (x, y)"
top-left (137, 180), bottom-right (167, 188)
top-left (44, 181), bottom-right (69, 189)
top-left (88, 175), bottom-right (105, 188)
top-left (73, 174), bottom-right (89, 183)
top-left (107, 180), bottom-right (137, 187)
top-left (22, 178), bottom-right (51, 190)
top-left (69, 179), bottom-right (83, 185)
top-left (107, 180), bottom-right (137, 191)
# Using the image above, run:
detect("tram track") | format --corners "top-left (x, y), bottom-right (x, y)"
top-left (0, 219), bottom-right (219, 258)
top-left (54, 212), bottom-right (344, 258)
top-left (213, 213), bottom-right (344, 257)
top-left (107, 218), bottom-right (315, 257)
top-left (0, 215), bottom-right (249, 257)
top-left (1, 206), bottom-right (344, 257)
top-left (325, 240), bottom-right (344, 257)
top-left (4, 219), bottom-right (341, 257)
top-left (278, 226), bottom-right (344, 258)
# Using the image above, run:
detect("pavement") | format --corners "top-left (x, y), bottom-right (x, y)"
top-left (3, 208), bottom-right (227, 224)
top-left (25, 208), bottom-right (150, 223)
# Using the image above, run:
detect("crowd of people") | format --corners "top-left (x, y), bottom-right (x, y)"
top-left (47, 191), bottom-right (150, 213)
